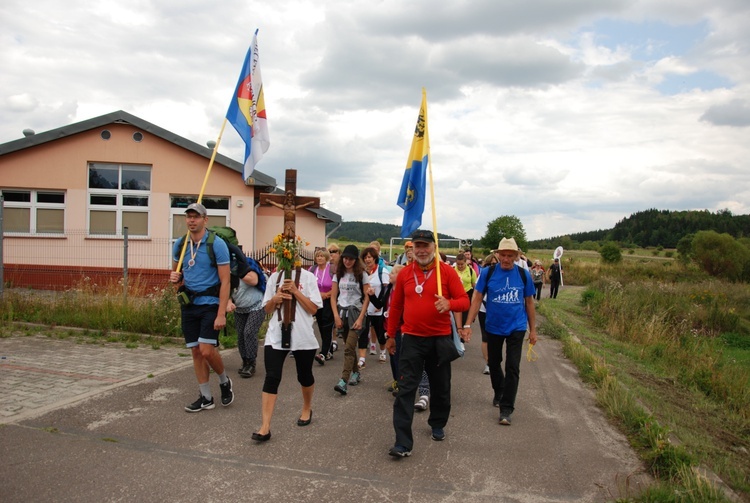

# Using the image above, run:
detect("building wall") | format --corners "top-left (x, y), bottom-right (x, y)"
top-left (2, 120), bottom-right (333, 288)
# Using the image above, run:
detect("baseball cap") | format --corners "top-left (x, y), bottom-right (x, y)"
top-left (411, 229), bottom-right (435, 243)
top-left (185, 203), bottom-right (207, 217)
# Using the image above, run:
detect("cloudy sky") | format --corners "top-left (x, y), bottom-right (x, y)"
top-left (2, 0), bottom-right (749, 240)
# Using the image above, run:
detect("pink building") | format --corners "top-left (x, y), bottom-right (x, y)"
top-left (0, 111), bottom-right (340, 290)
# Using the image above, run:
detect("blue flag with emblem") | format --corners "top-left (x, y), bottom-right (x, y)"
top-left (397, 90), bottom-right (429, 238)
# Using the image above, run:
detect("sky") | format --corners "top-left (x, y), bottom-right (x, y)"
top-left (2, 0), bottom-right (749, 241)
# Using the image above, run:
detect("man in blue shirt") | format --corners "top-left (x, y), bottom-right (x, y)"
top-left (461, 237), bottom-right (537, 425)
top-left (170, 203), bottom-right (234, 412)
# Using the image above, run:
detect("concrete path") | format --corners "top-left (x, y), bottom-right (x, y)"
top-left (0, 325), bottom-right (649, 502)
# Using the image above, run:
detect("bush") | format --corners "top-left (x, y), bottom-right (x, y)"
top-left (692, 231), bottom-right (750, 282)
top-left (600, 242), bottom-right (623, 264)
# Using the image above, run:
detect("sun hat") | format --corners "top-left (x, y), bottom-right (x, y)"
top-left (341, 244), bottom-right (359, 259)
top-left (494, 237), bottom-right (519, 252)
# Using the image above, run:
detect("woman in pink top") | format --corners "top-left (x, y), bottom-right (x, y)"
top-left (310, 248), bottom-right (335, 365)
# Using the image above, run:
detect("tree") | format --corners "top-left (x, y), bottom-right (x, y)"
top-left (480, 216), bottom-right (528, 251)
top-left (692, 231), bottom-right (750, 281)
top-left (599, 242), bottom-right (622, 264)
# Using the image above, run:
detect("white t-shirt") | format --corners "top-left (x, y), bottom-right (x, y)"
top-left (333, 271), bottom-right (368, 308)
top-left (366, 266), bottom-right (390, 316)
top-left (262, 269), bottom-right (323, 351)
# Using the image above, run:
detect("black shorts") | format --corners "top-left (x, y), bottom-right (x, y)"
top-left (181, 303), bottom-right (220, 348)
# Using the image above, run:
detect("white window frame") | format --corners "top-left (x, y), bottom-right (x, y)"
top-left (87, 163), bottom-right (151, 238)
top-left (1, 189), bottom-right (66, 236)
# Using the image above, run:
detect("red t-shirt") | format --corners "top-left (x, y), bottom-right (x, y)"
top-left (386, 261), bottom-right (469, 337)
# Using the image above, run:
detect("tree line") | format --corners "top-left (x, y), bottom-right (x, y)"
top-left (528, 208), bottom-right (750, 249)
top-left (326, 221), bottom-right (456, 243)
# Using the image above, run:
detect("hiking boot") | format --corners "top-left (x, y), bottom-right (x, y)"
top-left (388, 445), bottom-right (412, 458)
top-left (348, 372), bottom-right (361, 386)
top-left (219, 378), bottom-right (234, 406)
top-left (334, 379), bottom-right (348, 395)
top-left (185, 395), bottom-right (214, 413)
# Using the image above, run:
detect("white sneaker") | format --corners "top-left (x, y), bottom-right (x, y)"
top-left (483, 364), bottom-right (490, 375)
top-left (369, 343), bottom-right (377, 355)
top-left (414, 395), bottom-right (429, 411)
top-left (379, 350), bottom-right (387, 363)
top-left (358, 357), bottom-right (366, 370)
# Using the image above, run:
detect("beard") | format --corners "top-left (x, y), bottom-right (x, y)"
top-left (414, 251), bottom-right (436, 267)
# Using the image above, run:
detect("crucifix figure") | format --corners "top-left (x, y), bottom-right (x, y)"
top-left (259, 169), bottom-right (319, 347)
top-left (260, 169), bottom-right (319, 241)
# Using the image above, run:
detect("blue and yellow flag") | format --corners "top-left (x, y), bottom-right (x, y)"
top-left (397, 90), bottom-right (429, 238)
top-left (226, 30), bottom-right (270, 182)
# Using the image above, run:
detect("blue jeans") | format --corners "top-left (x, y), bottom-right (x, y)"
top-left (487, 330), bottom-right (526, 415)
top-left (392, 334), bottom-right (452, 450)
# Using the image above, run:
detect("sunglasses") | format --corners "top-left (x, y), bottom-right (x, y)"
top-left (328, 249), bottom-right (339, 253)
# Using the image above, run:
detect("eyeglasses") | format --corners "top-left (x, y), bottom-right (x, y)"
top-left (328, 249), bottom-right (339, 254)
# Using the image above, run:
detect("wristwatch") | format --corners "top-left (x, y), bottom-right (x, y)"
top-left (462, 324), bottom-right (471, 329)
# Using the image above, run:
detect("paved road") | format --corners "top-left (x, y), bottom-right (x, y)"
top-left (0, 323), bottom-right (649, 502)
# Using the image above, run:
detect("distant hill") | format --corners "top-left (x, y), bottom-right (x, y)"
top-left (528, 208), bottom-right (750, 249)
top-left (326, 221), bottom-right (456, 243)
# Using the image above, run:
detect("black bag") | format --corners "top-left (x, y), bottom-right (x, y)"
top-left (436, 334), bottom-right (461, 366)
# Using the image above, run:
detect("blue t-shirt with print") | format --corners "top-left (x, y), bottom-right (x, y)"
top-left (475, 265), bottom-right (534, 336)
top-left (172, 232), bottom-right (230, 305)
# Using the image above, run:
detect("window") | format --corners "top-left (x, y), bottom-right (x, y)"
top-left (88, 163), bottom-right (151, 236)
top-left (2, 189), bottom-right (65, 235)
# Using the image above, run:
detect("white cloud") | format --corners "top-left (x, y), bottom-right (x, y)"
top-left (1, 0), bottom-right (748, 240)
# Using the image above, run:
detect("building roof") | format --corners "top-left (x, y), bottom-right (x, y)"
top-left (0, 110), bottom-right (342, 224)
top-left (0, 110), bottom-right (278, 187)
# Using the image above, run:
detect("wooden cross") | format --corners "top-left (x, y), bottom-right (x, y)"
top-left (259, 169), bottom-right (319, 347)
top-left (259, 169), bottom-right (319, 242)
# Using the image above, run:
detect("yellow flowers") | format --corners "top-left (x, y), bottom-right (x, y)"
top-left (270, 234), bottom-right (306, 276)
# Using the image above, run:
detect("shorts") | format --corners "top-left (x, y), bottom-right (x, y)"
top-left (181, 303), bottom-right (220, 348)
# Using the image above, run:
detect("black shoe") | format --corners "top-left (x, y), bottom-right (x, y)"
top-left (297, 410), bottom-right (313, 426)
top-left (499, 414), bottom-right (512, 426)
top-left (220, 378), bottom-right (234, 406)
top-left (388, 445), bottom-right (412, 458)
top-left (185, 395), bottom-right (215, 413)
top-left (251, 431), bottom-right (271, 442)
top-left (492, 398), bottom-right (500, 408)
top-left (314, 353), bottom-right (325, 366)
top-left (238, 364), bottom-right (255, 378)
top-left (431, 428), bottom-right (445, 441)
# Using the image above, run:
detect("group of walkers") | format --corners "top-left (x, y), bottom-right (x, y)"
top-left (170, 203), bottom-right (560, 457)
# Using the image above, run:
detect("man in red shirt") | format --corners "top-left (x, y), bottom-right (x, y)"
top-left (385, 229), bottom-right (470, 457)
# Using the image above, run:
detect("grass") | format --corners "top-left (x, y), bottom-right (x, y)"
top-left (0, 276), bottom-right (270, 349)
top-left (539, 280), bottom-right (749, 502)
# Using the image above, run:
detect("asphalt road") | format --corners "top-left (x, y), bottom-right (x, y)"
top-left (0, 321), bottom-right (649, 502)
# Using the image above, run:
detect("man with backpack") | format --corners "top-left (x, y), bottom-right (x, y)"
top-left (169, 203), bottom-right (235, 412)
top-left (460, 237), bottom-right (537, 426)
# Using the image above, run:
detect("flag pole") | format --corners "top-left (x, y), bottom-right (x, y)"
top-left (175, 118), bottom-right (229, 273)
top-left (422, 89), bottom-right (442, 297)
